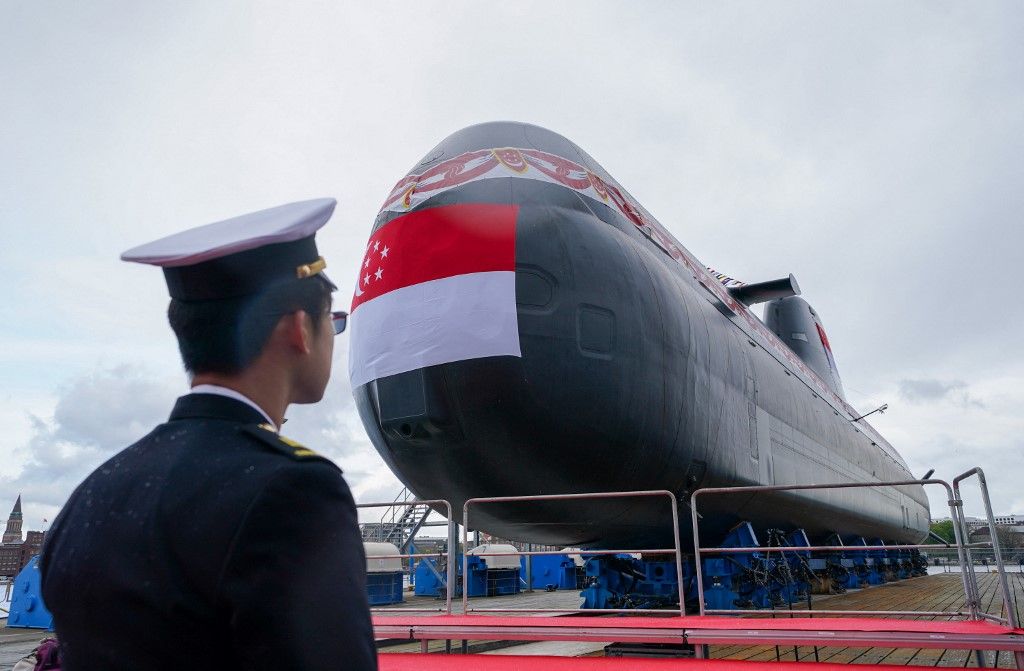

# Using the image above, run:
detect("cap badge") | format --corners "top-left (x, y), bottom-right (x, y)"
top-left (296, 256), bottom-right (327, 279)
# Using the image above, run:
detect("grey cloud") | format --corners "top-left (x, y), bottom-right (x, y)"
top-left (0, 356), bottom-right (384, 530)
top-left (898, 379), bottom-right (985, 408)
top-left (52, 365), bottom-right (177, 448)
top-left (0, 366), bottom-right (181, 520)
top-left (905, 435), bottom-right (1023, 519)
top-left (899, 378), bottom-right (967, 401)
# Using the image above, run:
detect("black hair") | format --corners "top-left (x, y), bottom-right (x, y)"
top-left (167, 277), bottom-right (333, 375)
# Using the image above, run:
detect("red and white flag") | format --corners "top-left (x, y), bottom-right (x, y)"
top-left (348, 203), bottom-right (521, 387)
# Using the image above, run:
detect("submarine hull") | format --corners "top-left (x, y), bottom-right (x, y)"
top-left (350, 122), bottom-right (929, 548)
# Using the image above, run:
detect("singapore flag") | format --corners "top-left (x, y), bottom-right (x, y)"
top-left (348, 203), bottom-right (521, 388)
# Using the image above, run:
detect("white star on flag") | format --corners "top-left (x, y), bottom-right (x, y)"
top-left (363, 273), bottom-right (370, 285)
top-left (374, 267), bottom-right (383, 281)
top-left (381, 246), bottom-right (389, 258)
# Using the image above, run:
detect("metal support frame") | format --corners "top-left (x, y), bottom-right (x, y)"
top-left (953, 467), bottom-right (1024, 670)
top-left (356, 498), bottom-right (455, 614)
top-left (462, 490), bottom-right (685, 615)
top-left (690, 478), bottom-right (978, 620)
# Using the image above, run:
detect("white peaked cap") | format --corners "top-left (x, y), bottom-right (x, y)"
top-left (120, 198), bottom-right (337, 301)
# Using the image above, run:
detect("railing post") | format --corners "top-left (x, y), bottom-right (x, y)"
top-left (691, 491), bottom-right (706, 616)
top-left (689, 478), bottom-right (995, 621)
top-left (356, 497), bottom-right (452, 614)
top-left (944, 484), bottom-right (980, 620)
top-left (446, 508), bottom-right (456, 615)
top-left (953, 468), bottom-right (1023, 670)
top-left (667, 491), bottom-right (686, 616)
top-left (526, 543), bottom-right (533, 593)
top-left (462, 490), bottom-right (687, 615)
top-left (462, 503), bottom-right (470, 616)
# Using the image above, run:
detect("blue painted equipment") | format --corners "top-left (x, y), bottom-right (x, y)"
top-left (366, 572), bottom-right (404, 606)
top-left (841, 535), bottom-right (871, 588)
top-left (873, 538), bottom-right (908, 581)
top-left (701, 522), bottom-right (784, 610)
top-left (413, 556), bottom-right (450, 597)
top-left (415, 545), bottom-right (522, 598)
top-left (822, 533), bottom-right (862, 591)
top-left (520, 553), bottom-right (577, 590)
top-left (572, 521), bottom-right (916, 613)
top-left (871, 538), bottom-right (895, 581)
top-left (364, 542), bottom-right (404, 606)
top-left (581, 554), bottom-right (686, 610)
top-left (851, 537), bottom-right (885, 585)
top-left (765, 529), bottom-right (813, 604)
top-left (910, 549), bottom-right (928, 576)
top-left (7, 555), bottom-right (53, 629)
top-left (891, 544), bottom-right (912, 580)
top-left (466, 544), bottom-right (521, 596)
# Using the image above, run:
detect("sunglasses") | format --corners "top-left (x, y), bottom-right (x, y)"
top-left (331, 310), bottom-right (348, 335)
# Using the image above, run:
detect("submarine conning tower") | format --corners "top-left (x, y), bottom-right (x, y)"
top-left (764, 296), bottom-right (846, 401)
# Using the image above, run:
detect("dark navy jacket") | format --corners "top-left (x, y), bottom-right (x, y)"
top-left (41, 393), bottom-right (376, 670)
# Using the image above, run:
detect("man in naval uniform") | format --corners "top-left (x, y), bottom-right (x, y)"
top-left (41, 199), bottom-right (377, 670)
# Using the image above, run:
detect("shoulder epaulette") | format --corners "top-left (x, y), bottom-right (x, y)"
top-left (240, 423), bottom-right (339, 468)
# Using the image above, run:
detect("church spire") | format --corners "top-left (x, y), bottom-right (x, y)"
top-left (3, 495), bottom-right (24, 544)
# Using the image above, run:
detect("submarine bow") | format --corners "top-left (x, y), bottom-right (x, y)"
top-left (348, 121), bottom-right (929, 549)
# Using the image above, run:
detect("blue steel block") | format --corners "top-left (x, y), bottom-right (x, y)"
top-left (580, 554), bottom-right (686, 610)
top-left (819, 533), bottom-right (863, 591)
top-left (701, 522), bottom-right (785, 610)
top-left (8, 556), bottom-right (53, 630)
top-left (480, 568), bottom-right (520, 596)
top-left (415, 555), bottom-right (521, 598)
top-left (850, 537), bottom-right (884, 585)
top-left (465, 555), bottom-right (520, 596)
top-left (837, 556), bottom-right (863, 590)
top-left (414, 557), bottom-right (450, 597)
top-left (761, 529), bottom-right (811, 604)
top-left (519, 554), bottom-right (577, 590)
top-left (366, 571), bottom-right (404, 606)
top-left (892, 548), bottom-right (912, 580)
top-left (870, 537), bottom-right (894, 581)
top-left (465, 555), bottom-right (488, 596)
top-left (778, 529), bottom-right (813, 602)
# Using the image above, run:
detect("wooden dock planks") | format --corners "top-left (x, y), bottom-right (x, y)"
top-left (708, 571), bottom-right (1024, 667)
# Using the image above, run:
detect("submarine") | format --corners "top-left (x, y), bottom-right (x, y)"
top-left (348, 121), bottom-right (930, 549)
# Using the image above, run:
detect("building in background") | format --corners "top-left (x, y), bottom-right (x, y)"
top-left (2, 495), bottom-right (22, 544)
top-left (0, 496), bottom-right (45, 578)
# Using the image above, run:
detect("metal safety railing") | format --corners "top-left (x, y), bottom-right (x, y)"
top-left (356, 498), bottom-right (456, 614)
top-left (690, 472), bottom-right (1018, 628)
top-left (953, 469), bottom-right (1021, 629)
top-left (688, 475), bottom-right (1024, 667)
top-left (462, 490), bottom-right (685, 615)
top-left (692, 479), bottom-right (972, 618)
top-left (953, 468), bottom-right (1024, 671)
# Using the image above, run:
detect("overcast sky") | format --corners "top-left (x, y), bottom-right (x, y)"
top-left (1, 2), bottom-right (1022, 533)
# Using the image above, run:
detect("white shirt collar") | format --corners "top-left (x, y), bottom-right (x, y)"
top-left (190, 384), bottom-right (277, 431)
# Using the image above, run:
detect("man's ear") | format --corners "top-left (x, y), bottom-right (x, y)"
top-left (283, 310), bottom-right (313, 354)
